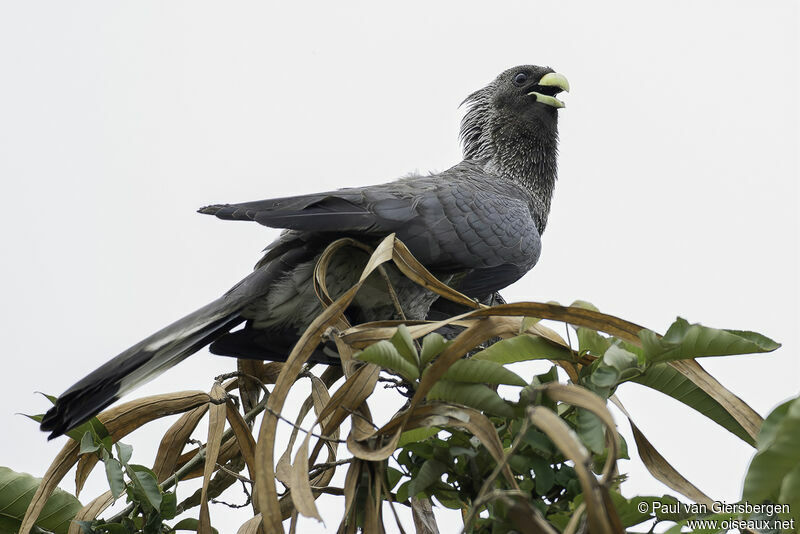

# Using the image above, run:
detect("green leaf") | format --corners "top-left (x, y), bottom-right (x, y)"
top-left (431, 487), bottom-right (462, 510)
top-left (442, 359), bottom-right (526, 386)
top-left (129, 467), bottom-right (162, 511)
top-left (427, 380), bottom-right (514, 418)
top-left (385, 467), bottom-right (404, 491)
top-left (576, 408), bottom-right (605, 454)
top-left (609, 493), bottom-right (656, 528)
top-left (756, 399), bottom-right (793, 451)
top-left (778, 463), bottom-right (800, 522)
top-left (115, 442), bottom-right (133, 465)
top-left (590, 344), bottom-right (640, 388)
top-left (603, 345), bottom-right (638, 372)
top-left (160, 491), bottom-right (177, 520)
top-left (589, 365), bottom-right (618, 388)
top-left (398, 427), bottom-right (439, 447)
top-left (94, 522), bottom-right (130, 534)
top-left (569, 300), bottom-right (599, 312)
top-left (639, 317), bottom-right (780, 364)
top-left (172, 518), bottom-right (218, 533)
top-left (0, 466), bottom-right (82, 534)
top-left (408, 459), bottom-right (447, 498)
top-left (530, 455), bottom-right (555, 494)
top-left (420, 332), bottom-right (449, 367)
top-left (395, 481), bottom-right (410, 503)
top-left (522, 428), bottom-right (553, 455)
top-left (743, 396), bottom-right (800, 504)
top-left (577, 328), bottom-right (611, 357)
top-left (61, 414), bottom-right (111, 445)
top-left (79, 431), bottom-right (100, 455)
top-left (632, 362), bottom-right (755, 445)
top-left (103, 458), bottom-right (125, 499)
top-left (354, 340), bottom-right (419, 382)
top-left (472, 334), bottom-right (572, 363)
top-left (390, 324), bottom-right (419, 368)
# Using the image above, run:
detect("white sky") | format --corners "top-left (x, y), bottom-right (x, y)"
top-left (0, 2), bottom-right (797, 533)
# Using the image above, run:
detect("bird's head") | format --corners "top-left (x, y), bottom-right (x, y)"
top-left (460, 65), bottom-right (569, 162)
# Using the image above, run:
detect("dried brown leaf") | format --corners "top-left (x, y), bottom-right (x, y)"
top-left (225, 400), bottom-right (258, 507)
top-left (339, 459), bottom-right (362, 531)
top-left (74, 453), bottom-right (97, 498)
top-left (152, 403), bottom-right (209, 482)
top-left (276, 396), bottom-right (315, 488)
top-left (99, 390), bottom-right (211, 439)
top-left (198, 383), bottom-right (228, 534)
top-left (289, 431), bottom-right (324, 522)
top-left (236, 513), bottom-right (263, 534)
top-left (237, 359), bottom-right (264, 413)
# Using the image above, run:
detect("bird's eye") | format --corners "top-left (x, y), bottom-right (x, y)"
top-left (513, 72), bottom-right (528, 85)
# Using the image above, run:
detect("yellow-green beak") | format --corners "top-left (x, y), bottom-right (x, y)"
top-left (528, 72), bottom-right (570, 108)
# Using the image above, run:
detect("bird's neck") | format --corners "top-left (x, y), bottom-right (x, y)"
top-left (483, 129), bottom-right (558, 234)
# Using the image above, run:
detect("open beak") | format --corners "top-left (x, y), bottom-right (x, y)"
top-left (528, 72), bottom-right (570, 109)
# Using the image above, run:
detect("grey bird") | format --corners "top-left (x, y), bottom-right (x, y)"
top-left (40, 65), bottom-right (569, 439)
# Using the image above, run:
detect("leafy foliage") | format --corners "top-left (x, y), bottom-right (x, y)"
top-left (6, 236), bottom-right (785, 533)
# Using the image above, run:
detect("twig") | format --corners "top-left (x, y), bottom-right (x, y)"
top-left (216, 462), bottom-right (253, 485)
top-left (308, 458), bottom-right (355, 479)
top-left (265, 406), bottom-right (347, 443)
top-left (341, 406), bottom-right (380, 430)
top-left (211, 477), bottom-right (252, 511)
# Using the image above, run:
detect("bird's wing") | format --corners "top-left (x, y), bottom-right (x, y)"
top-left (200, 164), bottom-right (541, 295)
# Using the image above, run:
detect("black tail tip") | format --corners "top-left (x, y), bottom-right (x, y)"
top-left (39, 407), bottom-right (68, 440)
top-left (198, 204), bottom-right (227, 215)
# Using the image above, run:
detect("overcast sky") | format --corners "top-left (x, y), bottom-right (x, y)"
top-left (0, 2), bottom-right (797, 533)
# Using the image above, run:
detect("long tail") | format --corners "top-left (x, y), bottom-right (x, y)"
top-left (39, 267), bottom-right (277, 440)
